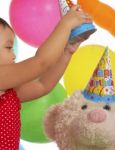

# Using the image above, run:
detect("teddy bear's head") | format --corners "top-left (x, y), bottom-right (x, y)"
top-left (44, 48), bottom-right (115, 150)
top-left (44, 90), bottom-right (115, 150)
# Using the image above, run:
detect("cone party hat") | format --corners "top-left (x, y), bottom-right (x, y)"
top-left (58, 0), bottom-right (96, 44)
top-left (82, 47), bottom-right (115, 103)
top-left (58, 0), bottom-right (73, 16)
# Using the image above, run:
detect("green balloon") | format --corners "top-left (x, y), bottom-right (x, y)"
top-left (21, 83), bottom-right (67, 143)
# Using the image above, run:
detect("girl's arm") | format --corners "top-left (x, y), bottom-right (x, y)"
top-left (0, 6), bottom-right (91, 90)
top-left (0, 21), bottom-right (70, 90)
top-left (15, 41), bottom-right (83, 102)
top-left (16, 51), bottom-right (72, 102)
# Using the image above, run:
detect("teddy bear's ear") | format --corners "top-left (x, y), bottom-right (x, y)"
top-left (73, 90), bottom-right (82, 99)
top-left (44, 104), bottom-right (61, 140)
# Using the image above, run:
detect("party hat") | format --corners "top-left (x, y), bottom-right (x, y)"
top-left (58, 0), bottom-right (96, 44)
top-left (82, 47), bottom-right (115, 103)
top-left (58, 0), bottom-right (73, 16)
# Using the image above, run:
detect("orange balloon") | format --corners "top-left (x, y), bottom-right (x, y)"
top-left (77, 0), bottom-right (115, 36)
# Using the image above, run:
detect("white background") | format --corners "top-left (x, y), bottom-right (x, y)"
top-left (0, 0), bottom-right (115, 150)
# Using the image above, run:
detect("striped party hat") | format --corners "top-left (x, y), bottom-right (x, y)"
top-left (82, 47), bottom-right (115, 103)
top-left (58, 0), bottom-right (96, 44)
top-left (58, 0), bottom-right (73, 16)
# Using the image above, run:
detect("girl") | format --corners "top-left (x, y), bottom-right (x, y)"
top-left (0, 5), bottom-right (92, 150)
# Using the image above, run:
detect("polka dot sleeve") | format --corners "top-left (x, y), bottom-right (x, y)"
top-left (0, 89), bottom-right (21, 150)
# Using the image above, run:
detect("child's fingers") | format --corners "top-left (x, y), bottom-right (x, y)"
top-left (83, 16), bottom-right (92, 23)
top-left (85, 14), bottom-right (92, 21)
top-left (85, 18), bottom-right (92, 23)
top-left (79, 12), bottom-right (92, 23)
top-left (70, 5), bottom-right (92, 20)
top-left (70, 5), bottom-right (81, 11)
top-left (79, 12), bottom-right (92, 19)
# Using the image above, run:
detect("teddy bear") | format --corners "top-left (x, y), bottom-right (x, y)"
top-left (44, 48), bottom-right (115, 150)
top-left (44, 90), bottom-right (115, 150)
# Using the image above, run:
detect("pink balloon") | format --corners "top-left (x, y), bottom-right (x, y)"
top-left (9, 0), bottom-right (61, 47)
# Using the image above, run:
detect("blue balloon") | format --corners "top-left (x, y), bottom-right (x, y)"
top-left (19, 144), bottom-right (25, 150)
top-left (13, 36), bottom-right (19, 62)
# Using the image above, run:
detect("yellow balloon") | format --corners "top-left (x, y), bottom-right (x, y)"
top-left (64, 45), bottom-right (115, 95)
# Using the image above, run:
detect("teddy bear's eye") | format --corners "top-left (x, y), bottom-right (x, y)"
top-left (81, 105), bottom-right (88, 110)
top-left (103, 105), bottom-right (111, 111)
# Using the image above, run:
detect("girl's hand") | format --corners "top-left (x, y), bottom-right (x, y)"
top-left (61, 5), bottom-right (92, 30)
top-left (64, 37), bottom-right (84, 55)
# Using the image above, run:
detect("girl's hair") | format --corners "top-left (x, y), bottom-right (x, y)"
top-left (0, 18), bottom-right (14, 32)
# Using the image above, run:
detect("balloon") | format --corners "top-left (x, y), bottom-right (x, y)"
top-left (78, 0), bottom-right (115, 36)
top-left (9, 0), bottom-right (61, 47)
top-left (21, 83), bottom-right (67, 143)
top-left (64, 45), bottom-right (115, 95)
top-left (19, 144), bottom-right (25, 150)
top-left (13, 36), bottom-right (19, 62)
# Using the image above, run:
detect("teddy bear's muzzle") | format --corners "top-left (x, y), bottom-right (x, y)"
top-left (87, 109), bottom-right (107, 123)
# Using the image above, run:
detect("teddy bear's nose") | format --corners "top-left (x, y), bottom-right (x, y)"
top-left (87, 109), bottom-right (107, 123)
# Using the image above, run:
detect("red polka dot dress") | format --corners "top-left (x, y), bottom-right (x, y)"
top-left (0, 89), bottom-right (21, 150)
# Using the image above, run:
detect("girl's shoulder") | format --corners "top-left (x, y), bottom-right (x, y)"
top-left (0, 88), bottom-right (21, 110)
top-left (0, 89), bottom-right (17, 97)
top-left (0, 89), bottom-right (12, 96)
top-left (0, 90), bottom-right (5, 96)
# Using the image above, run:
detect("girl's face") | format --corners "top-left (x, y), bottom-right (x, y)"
top-left (0, 25), bottom-right (16, 65)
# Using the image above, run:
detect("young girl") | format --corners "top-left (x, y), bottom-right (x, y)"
top-left (0, 5), bottom-right (92, 150)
